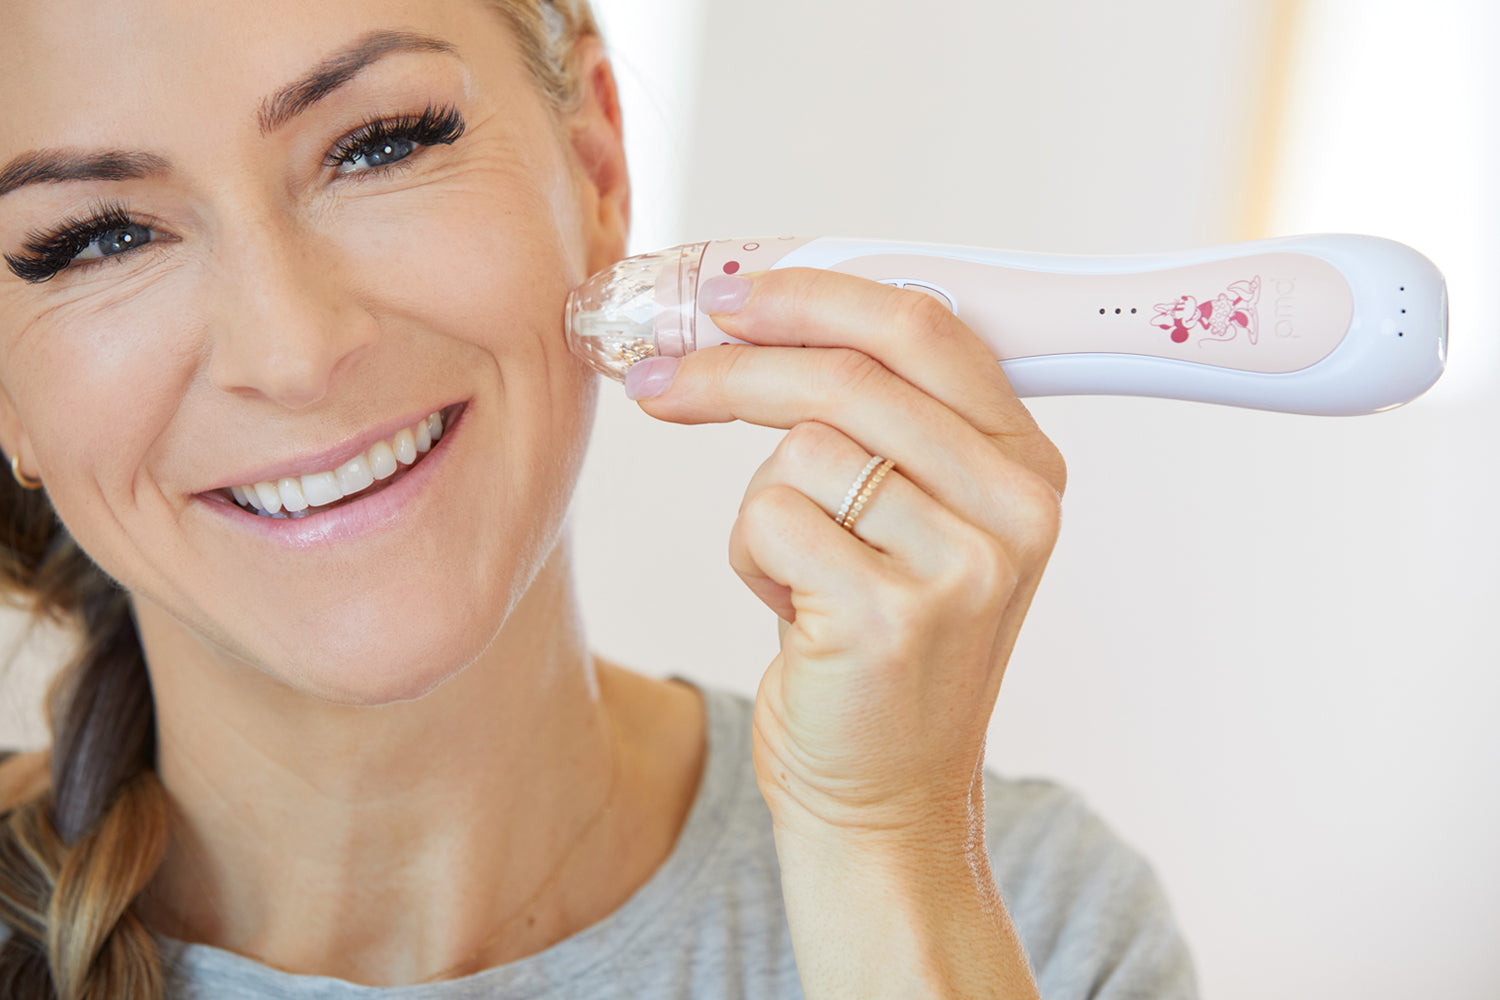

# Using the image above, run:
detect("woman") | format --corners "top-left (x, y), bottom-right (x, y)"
top-left (0, 1), bottom-right (1196, 997)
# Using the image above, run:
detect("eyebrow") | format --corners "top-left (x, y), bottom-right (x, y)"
top-left (0, 28), bottom-right (459, 200)
top-left (257, 28), bottom-right (459, 135)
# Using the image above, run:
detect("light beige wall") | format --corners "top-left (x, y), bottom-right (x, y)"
top-left (0, 618), bottom-right (65, 749)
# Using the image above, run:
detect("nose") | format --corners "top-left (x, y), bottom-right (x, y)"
top-left (207, 215), bottom-right (379, 410)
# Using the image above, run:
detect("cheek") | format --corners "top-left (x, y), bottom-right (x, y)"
top-left (343, 182), bottom-right (585, 392)
top-left (362, 189), bottom-right (598, 482)
top-left (13, 295), bottom-right (195, 528)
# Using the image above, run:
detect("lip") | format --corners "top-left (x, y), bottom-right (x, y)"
top-left (200, 402), bottom-right (467, 494)
top-left (192, 402), bottom-right (468, 549)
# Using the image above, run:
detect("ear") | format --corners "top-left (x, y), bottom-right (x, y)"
top-left (565, 37), bottom-right (631, 274)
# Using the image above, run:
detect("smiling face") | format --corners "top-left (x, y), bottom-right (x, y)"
top-left (0, 1), bottom-right (626, 703)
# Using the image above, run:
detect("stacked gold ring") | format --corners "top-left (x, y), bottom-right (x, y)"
top-left (834, 456), bottom-right (897, 534)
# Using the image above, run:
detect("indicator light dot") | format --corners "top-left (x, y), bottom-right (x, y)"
top-left (723, 260), bottom-right (741, 274)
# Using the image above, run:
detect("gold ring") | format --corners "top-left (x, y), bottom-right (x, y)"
top-left (835, 457), bottom-right (895, 535)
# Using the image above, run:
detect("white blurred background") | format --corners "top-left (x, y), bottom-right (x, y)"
top-left (5, 1), bottom-right (1496, 997)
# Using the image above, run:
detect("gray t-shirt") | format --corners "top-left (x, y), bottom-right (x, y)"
top-left (6, 684), bottom-right (1199, 997)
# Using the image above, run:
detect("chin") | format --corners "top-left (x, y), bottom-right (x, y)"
top-left (298, 657), bottom-right (468, 707)
top-left (253, 585), bottom-right (508, 707)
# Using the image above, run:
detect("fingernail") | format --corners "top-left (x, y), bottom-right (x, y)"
top-left (699, 275), bottom-right (753, 314)
top-left (624, 355), bottom-right (680, 400)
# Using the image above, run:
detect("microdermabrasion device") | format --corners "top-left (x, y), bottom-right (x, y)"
top-left (565, 234), bottom-right (1447, 415)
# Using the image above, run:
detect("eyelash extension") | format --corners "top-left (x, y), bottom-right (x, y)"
top-left (324, 103), bottom-right (467, 171)
top-left (5, 105), bottom-right (468, 285)
top-left (4, 199), bottom-right (138, 284)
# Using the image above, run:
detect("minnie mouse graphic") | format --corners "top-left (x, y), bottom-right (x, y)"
top-left (1152, 276), bottom-right (1261, 346)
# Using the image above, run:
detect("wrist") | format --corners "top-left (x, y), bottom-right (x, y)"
top-left (770, 807), bottom-right (985, 882)
top-left (755, 746), bottom-right (991, 859)
top-left (771, 823), bottom-right (1039, 1000)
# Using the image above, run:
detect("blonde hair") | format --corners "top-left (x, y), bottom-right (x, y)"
top-left (0, 2), bottom-right (602, 995)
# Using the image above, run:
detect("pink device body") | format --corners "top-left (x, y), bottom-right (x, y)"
top-left (565, 234), bottom-right (1447, 415)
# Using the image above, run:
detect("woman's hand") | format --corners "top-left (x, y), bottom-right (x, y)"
top-left (629, 267), bottom-right (1065, 838)
top-left (628, 267), bottom-right (1065, 998)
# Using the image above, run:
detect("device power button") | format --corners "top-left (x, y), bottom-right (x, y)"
top-left (879, 279), bottom-right (957, 312)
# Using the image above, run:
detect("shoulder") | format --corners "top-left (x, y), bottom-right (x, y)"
top-left (982, 772), bottom-right (1200, 1000)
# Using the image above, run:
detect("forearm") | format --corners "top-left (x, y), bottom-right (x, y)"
top-left (773, 822), bottom-right (1041, 1000)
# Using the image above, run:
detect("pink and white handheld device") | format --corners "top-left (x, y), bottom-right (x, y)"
top-left (565, 234), bottom-right (1447, 415)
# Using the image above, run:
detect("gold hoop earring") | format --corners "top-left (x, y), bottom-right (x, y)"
top-left (10, 455), bottom-right (42, 491)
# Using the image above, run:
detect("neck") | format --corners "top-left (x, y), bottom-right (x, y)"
top-left (136, 539), bottom-right (630, 984)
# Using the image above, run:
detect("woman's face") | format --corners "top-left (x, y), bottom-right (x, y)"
top-left (0, 1), bottom-right (623, 702)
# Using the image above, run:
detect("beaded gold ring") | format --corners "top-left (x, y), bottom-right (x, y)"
top-left (835, 457), bottom-right (896, 535)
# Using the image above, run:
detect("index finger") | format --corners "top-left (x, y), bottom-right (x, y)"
top-left (705, 267), bottom-right (1040, 444)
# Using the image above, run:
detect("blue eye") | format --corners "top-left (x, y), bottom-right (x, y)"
top-left (74, 222), bottom-right (154, 261)
top-left (4, 202), bottom-right (158, 284)
top-left (326, 104), bottom-right (466, 177)
top-left (336, 136), bottom-right (419, 174)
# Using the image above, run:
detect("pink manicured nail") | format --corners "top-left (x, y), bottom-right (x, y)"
top-left (699, 275), bottom-right (753, 314)
top-left (624, 355), bottom-right (680, 400)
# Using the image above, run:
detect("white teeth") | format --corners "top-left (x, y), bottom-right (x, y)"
top-left (254, 482), bottom-right (283, 514)
top-left (300, 471), bottom-right (342, 507)
top-left (277, 478), bottom-right (308, 513)
top-left (230, 411), bottom-right (448, 516)
top-left (335, 454), bottom-right (374, 495)
top-left (368, 441), bottom-right (398, 480)
top-left (393, 429), bottom-right (417, 466)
